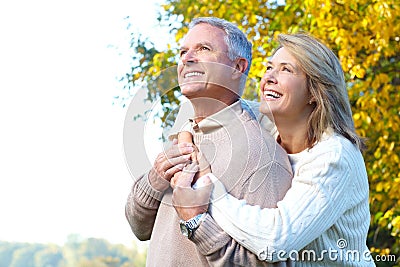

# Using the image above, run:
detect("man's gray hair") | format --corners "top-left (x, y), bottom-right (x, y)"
top-left (189, 17), bottom-right (253, 93)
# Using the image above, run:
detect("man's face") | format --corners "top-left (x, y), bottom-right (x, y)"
top-left (177, 23), bottom-right (237, 99)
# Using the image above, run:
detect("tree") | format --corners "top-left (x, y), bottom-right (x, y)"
top-left (34, 245), bottom-right (63, 267)
top-left (122, 0), bottom-right (400, 262)
top-left (9, 244), bottom-right (44, 267)
top-left (0, 242), bottom-right (24, 267)
top-left (0, 238), bottom-right (147, 267)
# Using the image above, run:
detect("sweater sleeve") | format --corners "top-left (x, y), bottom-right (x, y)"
top-left (208, 145), bottom-right (355, 262)
top-left (125, 172), bottom-right (168, 241)
top-left (188, 163), bottom-right (293, 266)
top-left (190, 214), bottom-right (291, 266)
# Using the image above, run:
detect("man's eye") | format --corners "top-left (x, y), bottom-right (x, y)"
top-left (179, 50), bottom-right (187, 57)
top-left (200, 46), bottom-right (210, 51)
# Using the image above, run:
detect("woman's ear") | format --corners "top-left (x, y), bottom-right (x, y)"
top-left (232, 58), bottom-right (248, 80)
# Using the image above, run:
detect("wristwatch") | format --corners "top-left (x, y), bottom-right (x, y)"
top-left (179, 213), bottom-right (206, 238)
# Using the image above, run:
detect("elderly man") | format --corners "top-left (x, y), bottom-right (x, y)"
top-left (125, 17), bottom-right (293, 266)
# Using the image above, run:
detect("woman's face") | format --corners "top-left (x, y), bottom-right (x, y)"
top-left (259, 47), bottom-right (313, 124)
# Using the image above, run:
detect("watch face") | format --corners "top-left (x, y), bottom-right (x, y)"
top-left (180, 221), bottom-right (194, 238)
top-left (180, 222), bottom-right (190, 238)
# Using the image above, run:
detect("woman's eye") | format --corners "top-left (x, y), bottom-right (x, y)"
top-left (179, 50), bottom-right (187, 57)
top-left (282, 67), bottom-right (292, 72)
top-left (266, 66), bottom-right (273, 71)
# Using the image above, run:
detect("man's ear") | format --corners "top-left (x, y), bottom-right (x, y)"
top-left (232, 58), bottom-right (248, 80)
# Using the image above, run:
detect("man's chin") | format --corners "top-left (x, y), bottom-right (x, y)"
top-left (180, 84), bottom-right (206, 97)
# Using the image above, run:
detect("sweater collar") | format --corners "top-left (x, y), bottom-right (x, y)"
top-left (190, 100), bottom-right (243, 134)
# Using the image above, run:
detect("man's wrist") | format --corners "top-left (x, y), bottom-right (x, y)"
top-left (179, 213), bottom-right (207, 238)
top-left (148, 169), bottom-right (169, 191)
top-left (186, 212), bottom-right (207, 225)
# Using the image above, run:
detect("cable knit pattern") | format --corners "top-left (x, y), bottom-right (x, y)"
top-left (125, 100), bottom-right (293, 266)
top-left (210, 130), bottom-right (375, 266)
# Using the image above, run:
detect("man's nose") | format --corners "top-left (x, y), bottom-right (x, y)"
top-left (181, 49), bottom-right (197, 65)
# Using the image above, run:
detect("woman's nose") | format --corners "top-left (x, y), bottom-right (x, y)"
top-left (263, 70), bottom-right (278, 84)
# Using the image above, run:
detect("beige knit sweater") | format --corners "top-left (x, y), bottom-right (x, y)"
top-left (125, 100), bottom-right (293, 266)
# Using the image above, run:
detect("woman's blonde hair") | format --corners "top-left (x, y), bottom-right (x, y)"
top-left (275, 33), bottom-right (366, 150)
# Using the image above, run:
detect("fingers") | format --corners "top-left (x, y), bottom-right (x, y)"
top-left (163, 143), bottom-right (194, 167)
top-left (177, 131), bottom-right (193, 144)
top-left (151, 138), bottom-right (208, 188)
top-left (152, 142), bottom-right (195, 182)
top-left (170, 162), bottom-right (199, 189)
top-left (167, 142), bottom-right (194, 158)
top-left (192, 175), bottom-right (212, 189)
top-left (183, 161), bottom-right (200, 173)
top-left (194, 150), bottom-right (211, 177)
top-left (165, 163), bottom-right (186, 179)
top-left (191, 149), bottom-right (198, 162)
top-left (153, 159), bottom-right (189, 182)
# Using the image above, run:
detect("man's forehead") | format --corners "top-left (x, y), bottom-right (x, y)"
top-left (179, 24), bottom-right (226, 48)
top-left (179, 41), bottom-right (214, 50)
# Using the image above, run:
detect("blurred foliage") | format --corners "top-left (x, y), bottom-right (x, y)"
top-left (120, 0), bottom-right (399, 264)
top-left (0, 235), bottom-right (147, 267)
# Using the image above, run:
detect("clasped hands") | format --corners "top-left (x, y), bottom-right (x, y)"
top-left (148, 139), bottom-right (213, 221)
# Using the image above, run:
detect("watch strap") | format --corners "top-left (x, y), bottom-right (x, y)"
top-left (185, 213), bottom-right (206, 229)
top-left (179, 213), bottom-right (206, 238)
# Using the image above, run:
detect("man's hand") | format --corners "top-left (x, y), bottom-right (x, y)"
top-left (148, 139), bottom-right (194, 191)
top-left (172, 162), bottom-right (213, 221)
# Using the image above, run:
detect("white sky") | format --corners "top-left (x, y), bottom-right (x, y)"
top-left (0, 0), bottom-right (171, 247)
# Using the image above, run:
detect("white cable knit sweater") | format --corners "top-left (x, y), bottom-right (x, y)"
top-left (208, 129), bottom-right (375, 266)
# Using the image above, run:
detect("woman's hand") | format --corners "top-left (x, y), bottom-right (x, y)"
top-left (170, 161), bottom-right (199, 188)
top-left (192, 147), bottom-right (212, 183)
